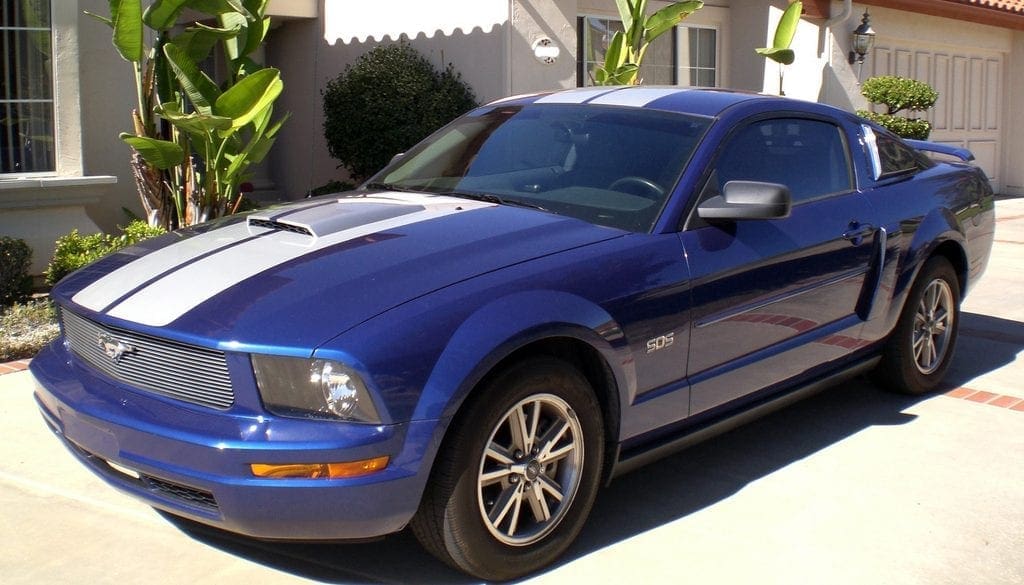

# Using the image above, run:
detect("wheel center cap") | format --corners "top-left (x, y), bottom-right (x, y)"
top-left (525, 460), bottom-right (541, 481)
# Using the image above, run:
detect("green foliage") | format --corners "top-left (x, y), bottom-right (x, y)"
top-left (0, 298), bottom-right (59, 361)
top-left (308, 180), bottom-right (356, 197)
top-left (755, 1), bottom-right (802, 95)
top-left (89, 0), bottom-right (288, 229)
top-left (857, 111), bottom-right (932, 140)
top-left (593, 0), bottom-right (703, 85)
top-left (0, 237), bottom-right (33, 307)
top-left (45, 221), bottom-right (166, 286)
top-left (859, 75), bottom-right (939, 139)
top-left (322, 42), bottom-right (478, 182)
top-left (755, 1), bottom-right (802, 66)
top-left (861, 75), bottom-right (939, 115)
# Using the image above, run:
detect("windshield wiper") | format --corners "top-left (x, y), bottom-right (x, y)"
top-left (440, 190), bottom-right (549, 212)
top-left (364, 181), bottom-right (425, 193)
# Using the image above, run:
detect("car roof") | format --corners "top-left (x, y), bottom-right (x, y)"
top-left (490, 86), bottom-right (773, 118)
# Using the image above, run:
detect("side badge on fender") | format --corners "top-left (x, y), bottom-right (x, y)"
top-left (646, 332), bottom-right (675, 354)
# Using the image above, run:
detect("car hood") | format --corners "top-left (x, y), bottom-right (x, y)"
top-left (58, 192), bottom-right (624, 351)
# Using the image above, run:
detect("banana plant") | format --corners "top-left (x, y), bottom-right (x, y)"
top-left (755, 1), bottom-right (803, 96)
top-left (87, 0), bottom-right (287, 229)
top-left (592, 0), bottom-right (703, 86)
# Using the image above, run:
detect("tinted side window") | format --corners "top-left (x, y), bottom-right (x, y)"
top-left (875, 132), bottom-right (927, 178)
top-left (712, 118), bottom-right (853, 203)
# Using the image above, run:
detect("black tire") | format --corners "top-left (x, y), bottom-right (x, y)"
top-left (874, 256), bottom-right (961, 395)
top-left (410, 357), bottom-right (604, 581)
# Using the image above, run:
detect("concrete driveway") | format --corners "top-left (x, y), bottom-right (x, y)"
top-left (2, 199), bottom-right (1022, 585)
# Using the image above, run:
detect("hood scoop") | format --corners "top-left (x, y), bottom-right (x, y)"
top-left (248, 199), bottom-right (426, 240)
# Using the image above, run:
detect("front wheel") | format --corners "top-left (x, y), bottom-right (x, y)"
top-left (874, 256), bottom-right (961, 395)
top-left (411, 357), bottom-right (604, 581)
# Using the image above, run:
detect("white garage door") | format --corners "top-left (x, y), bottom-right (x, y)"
top-left (871, 41), bottom-right (1003, 190)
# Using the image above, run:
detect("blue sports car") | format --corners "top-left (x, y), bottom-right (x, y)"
top-left (31, 87), bottom-right (994, 580)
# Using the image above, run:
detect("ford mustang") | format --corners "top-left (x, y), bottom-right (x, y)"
top-left (31, 87), bottom-right (994, 580)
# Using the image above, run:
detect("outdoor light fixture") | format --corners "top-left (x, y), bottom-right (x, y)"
top-left (848, 10), bottom-right (876, 66)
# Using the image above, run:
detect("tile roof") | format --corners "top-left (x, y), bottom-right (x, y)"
top-left (946, 0), bottom-right (1024, 14)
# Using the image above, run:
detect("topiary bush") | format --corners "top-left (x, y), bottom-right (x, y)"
top-left (0, 237), bottom-right (33, 306)
top-left (857, 75), bottom-right (938, 140)
top-left (45, 220), bottom-right (166, 286)
top-left (322, 42), bottom-right (478, 182)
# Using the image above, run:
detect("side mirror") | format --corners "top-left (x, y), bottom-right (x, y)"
top-left (697, 180), bottom-right (792, 221)
top-left (389, 152), bottom-right (405, 165)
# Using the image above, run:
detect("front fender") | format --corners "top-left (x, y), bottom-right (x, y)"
top-left (414, 289), bottom-right (633, 423)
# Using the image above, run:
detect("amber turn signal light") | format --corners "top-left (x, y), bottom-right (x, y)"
top-left (251, 456), bottom-right (389, 479)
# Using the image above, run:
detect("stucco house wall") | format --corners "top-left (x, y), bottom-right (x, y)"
top-left (3, 0), bottom-right (1022, 280)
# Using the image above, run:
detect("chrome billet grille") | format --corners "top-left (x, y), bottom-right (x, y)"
top-left (61, 309), bottom-right (234, 410)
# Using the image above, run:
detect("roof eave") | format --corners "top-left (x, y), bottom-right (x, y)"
top-left (859, 0), bottom-right (1024, 31)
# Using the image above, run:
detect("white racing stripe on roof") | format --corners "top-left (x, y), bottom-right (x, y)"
top-left (80, 194), bottom-right (491, 327)
top-left (588, 87), bottom-right (688, 108)
top-left (72, 222), bottom-right (253, 312)
top-left (534, 87), bottom-right (620, 104)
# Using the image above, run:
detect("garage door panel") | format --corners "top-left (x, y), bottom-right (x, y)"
top-left (933, 54), bottom-right (950, 131)
top-left (986, 59), bottom-right (1000, 131)
top-left (952, 56), bottom-right (968, 130)
top-left (872, 40), bottom-right (1003, 190)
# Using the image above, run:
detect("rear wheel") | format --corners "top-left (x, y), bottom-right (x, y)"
top-left (411, 357), bottom-right (604, 581)
top-left (874, 256), bottom-right (961, 394)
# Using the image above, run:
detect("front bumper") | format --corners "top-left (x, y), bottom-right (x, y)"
top-left (30, 342), bottom-right (439, 540)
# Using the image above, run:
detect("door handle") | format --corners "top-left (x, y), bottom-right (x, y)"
top-left (843, 222), bottom-right (874, 246)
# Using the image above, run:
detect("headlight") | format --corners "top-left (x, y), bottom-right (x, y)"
top-left (252, 355), bottom-right (382, 423)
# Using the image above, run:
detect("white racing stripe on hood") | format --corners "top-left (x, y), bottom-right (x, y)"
top-left (75, 194), bottom-right (492, 327)
top-left (72, 221), bottom-right (254, 312)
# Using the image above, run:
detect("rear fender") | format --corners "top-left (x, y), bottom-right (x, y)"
top-left (886, 206), bottom-right (967, 328)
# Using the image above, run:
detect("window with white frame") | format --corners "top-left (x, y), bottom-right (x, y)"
top-left (576, 16), bottom-right (718, 88)
top-left (678, 25), bottom-right (717, 88)
top-left (1, 0), bottom-right (54, 174)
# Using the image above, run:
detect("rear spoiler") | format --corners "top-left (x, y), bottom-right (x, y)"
top-left (905, 140), bottom-right (975, 162)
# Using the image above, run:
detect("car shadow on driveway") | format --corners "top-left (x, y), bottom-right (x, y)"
top-left (160, 311), bottom-right (1022, 583)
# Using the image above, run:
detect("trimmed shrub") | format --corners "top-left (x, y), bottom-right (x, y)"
top-left (861, 76), bottom-right (938, 114)
top-left (45, 220), bottom-right (166, 286)
top-left (858, 75), bottom-right (938, 139)
top-left (0, 237), bottom-right (32, 306)
top-left (856, 111), bottom-right (932, 140)
top-left (322, 42), bottom-right (478, 182)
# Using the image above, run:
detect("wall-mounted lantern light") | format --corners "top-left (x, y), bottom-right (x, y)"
top-left (848, 10), bottom-right (875, 66)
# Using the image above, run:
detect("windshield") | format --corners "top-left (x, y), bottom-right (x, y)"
top-left (364, 103), bottom-right (711, 232)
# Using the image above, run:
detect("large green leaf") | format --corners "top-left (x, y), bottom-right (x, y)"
top-left (772, 1), bottom-right (802, 50)
top-left (645, 1), bottom-right (703, 43)
top-left (756, 47), bottom-right (795, 65)
top-left (158, 102), bottom-right (233, 135)
top-left (214, 68), bottom-right (283, 129)
top-left (612, 63), bottom-right (640, 85)
top-left (604, 31), bottom-right (628, 71)
top-left (171, 23), bottom-right (243, 63)
top-left (191, 0), bottom-right (253, 19)
top-left (142, 0), bottom-right (190, 30)
top-left (112, 0), bottom-right (143, 63)
top-left (614, 0), bottom-right (634, 35)
top-left (120, 133), bottom-right (185, 169)
top-left (163, 43), bottom-right (222, 114)
top-left (219, 11), bottom-right (248, 62)
top-left (241, 17), bottom-right (270, 60)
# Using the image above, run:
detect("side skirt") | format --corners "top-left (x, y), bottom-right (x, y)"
top-left (609, 356), bottom-right (881, 480)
